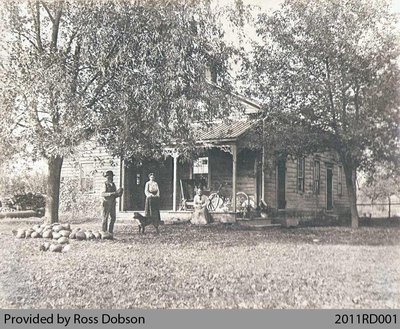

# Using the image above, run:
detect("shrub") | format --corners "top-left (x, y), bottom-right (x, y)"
top-left (0, 167), bottom-right (46, 198)
top-left (59, 178), bottom-right (101, 219)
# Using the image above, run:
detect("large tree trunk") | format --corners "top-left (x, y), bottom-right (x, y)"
top-left (45, 156), bottom-right (63, 224)
top-left (343, 162), bottom-right (359, 228)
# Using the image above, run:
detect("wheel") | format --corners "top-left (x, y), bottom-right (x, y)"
top-left (207, 193), bottom-right (223, 211)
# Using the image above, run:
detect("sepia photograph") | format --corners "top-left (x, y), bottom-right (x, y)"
top-left (0, 0), bottom-right (399, 311)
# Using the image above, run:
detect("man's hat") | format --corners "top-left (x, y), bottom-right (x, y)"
top-left (104, 170), bottom-right (114, 177)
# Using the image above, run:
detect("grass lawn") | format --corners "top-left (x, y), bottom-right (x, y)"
top-left (0, 217), bottom-right (399, 309)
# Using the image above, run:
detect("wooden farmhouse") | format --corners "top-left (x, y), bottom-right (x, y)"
top-left (61, 96), bottom-right (350, 224)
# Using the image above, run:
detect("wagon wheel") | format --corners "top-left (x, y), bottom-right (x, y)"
top-left (207, 193), bottom-right (223, 211)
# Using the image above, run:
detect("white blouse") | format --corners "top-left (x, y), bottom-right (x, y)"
top-left (145, 181), bottom-right (160, 197)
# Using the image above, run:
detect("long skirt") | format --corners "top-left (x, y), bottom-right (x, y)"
top-left (145, 196), bottom-right (161, 222)
top-left (191, 206), bottom-right (211, 225)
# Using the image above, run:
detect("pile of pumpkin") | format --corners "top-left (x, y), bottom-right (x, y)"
top-left (12, 223), bottom-right (113, 253)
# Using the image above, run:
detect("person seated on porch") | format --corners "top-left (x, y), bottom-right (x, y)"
top-left (191, 187), bottom-right (211, 225)
top-left (144, 173), bottom-right (161, 223)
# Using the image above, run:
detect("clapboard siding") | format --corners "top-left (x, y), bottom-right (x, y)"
top-left (237, 149), bottom-right (257, 198)
top-left (263, 151), bottom-right (350, 215)
top-left (61, 140), bottom-right (350, 217)
top-left (61, 141), bottom-right (121, 210)
top-left (209, 148), bottom-right (233, 196)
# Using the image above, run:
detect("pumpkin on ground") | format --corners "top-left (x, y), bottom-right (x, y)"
top-left (15, 229), bottom-right (26, 238)
top-left (76, 231), bottom-right (87, 241)
top-left (52, 225), bottom-right (62, 233)
top-left (42, 230), bottom-right (53, 239)
top-left (84, 231), bottom-right (95, 240)
top-left (100, 231), bottom-right (113, 240)
top-left (25, 230), bottom-right (34, 238)
top-left (52, 232), bottom-right (62, 240)
top-left (58, 237), bottom-right (69, 244)
top-left (59, 230), bottom-right (71, 237)
top-left (31, 231), bottom-right (41, 238)
top-left (61, 223), bottom-right (71, 231)
top-left (49, 244), bottom-right (63, 252)
top-left (39, 242), bottom-right (50, 251)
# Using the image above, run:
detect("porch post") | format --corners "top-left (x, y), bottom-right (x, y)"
top-left (172, 152), bottom-right (179, 211)
top-left (262, 145), bottom-right (265, 201)
top-left (120, 158), bottom-right (125, 212)
top-left (232, 144), bottom-right (237, 212)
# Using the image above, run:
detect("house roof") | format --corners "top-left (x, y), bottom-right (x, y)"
top-left (207, 81), bottom-right (262, 115)
top-left (199, 120), bottom-right (256, 142)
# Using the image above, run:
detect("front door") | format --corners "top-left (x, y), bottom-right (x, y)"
top-left (277, 159), bottom-right (286, 209)
top-left (326, 168), bottom-right (333, 210)
top-left (127, 164), bottom-right (146, 211)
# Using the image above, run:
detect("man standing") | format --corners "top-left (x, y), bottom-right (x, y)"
top-left (102, 170), bottom-right (123, 235)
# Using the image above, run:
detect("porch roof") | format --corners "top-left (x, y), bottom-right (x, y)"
top-left (199, 120), bottom-right (256, 143)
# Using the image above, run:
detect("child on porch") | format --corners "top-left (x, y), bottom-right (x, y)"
top-left (191, 187), bottom-right (211, 225)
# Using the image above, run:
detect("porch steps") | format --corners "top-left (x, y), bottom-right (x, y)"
top-left (116, 218), bottom-right (190, 225)
top-left (237, 218), bottom-right (281, 229)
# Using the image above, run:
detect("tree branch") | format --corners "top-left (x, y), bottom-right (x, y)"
top-left (81, 35), bottom-right (123, 93)
top-left (18, 32), bottom-right (39, 50)
top-left (324, 57), bottom-right (338, 131)
top-left (65, 30), bottom-right (78, 55)
top-left (71, 40), bottom-right (81, 94)
top-left (40, 1), bottom-right (55, 23)
top-left (82, 71), bottom-right (101, 95)
top-left (354, 83), bottom-right (360, 124)
top-left (86, 73), bottom-right (116, 108)
top-left (50, 1), bottom-right (64, 50)
top-left (32, 1), bottom-right (44, 52)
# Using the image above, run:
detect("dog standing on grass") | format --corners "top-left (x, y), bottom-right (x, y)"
top-left (133, 212), bottom-right (162, 234)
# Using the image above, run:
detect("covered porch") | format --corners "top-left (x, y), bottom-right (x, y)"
top-left (117, 120), bottom-right (264, 222)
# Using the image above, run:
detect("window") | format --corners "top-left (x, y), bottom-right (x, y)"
top-left (297, 158), bottom-right (305, 192)
top-left (193, 157), bottom-right (208, 188)
top-left (314, 160), bottom-right (320, 194)
top-left (193, 157), bottom-right (208, 174)
top-left (80, 162), bottom-right (94, 193)
top-left (338, 166), bottom-right (343, 196)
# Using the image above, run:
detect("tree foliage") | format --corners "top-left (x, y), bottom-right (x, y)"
top-left (247, 0), bottom-right (400, 227)
top-left (0, 0), bottom-right (238, 222)
top-left (359, 165), bottom-right (400, 203)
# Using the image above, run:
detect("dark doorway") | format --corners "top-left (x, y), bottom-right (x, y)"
top-left (123, 163), bottom-right (146, 211)
top-left (277, 159), bottom-right (286, 209)
top-left (123, 158), bottom-right (173, 211)
top-left (326, 167), bottom-right (333, 210)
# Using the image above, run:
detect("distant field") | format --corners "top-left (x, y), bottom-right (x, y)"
top-left (0, 217), bottom-right (399, 309)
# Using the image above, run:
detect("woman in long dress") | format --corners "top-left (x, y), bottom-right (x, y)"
top-left (144, 173), bottom-right (161, 222)
top-left (191, 187), bottom-right (211, 225)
